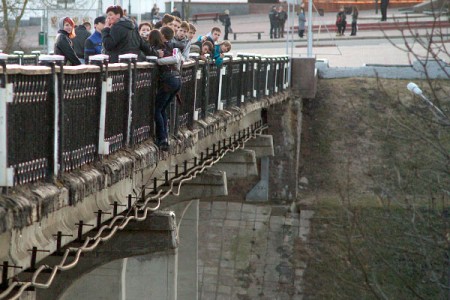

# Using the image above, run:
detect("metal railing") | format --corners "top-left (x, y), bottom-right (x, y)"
top-left (0, 52), bottom-right (290, 187)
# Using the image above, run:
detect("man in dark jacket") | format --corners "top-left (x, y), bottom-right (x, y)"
top-left (84, 16), bottom-right (105, 63)
top-left (269, 6), bottom-right (278, 39)
top-left (102, 5), bottom-right (156, 63)
top-left (72, 22), bottom-right (91, 63)
top-left (277, 6), bottom-right (287, 38)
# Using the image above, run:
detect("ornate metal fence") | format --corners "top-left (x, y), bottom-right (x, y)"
top-left (0, 53), bottom-right (290, 187)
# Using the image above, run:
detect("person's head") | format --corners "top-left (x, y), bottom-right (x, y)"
top-left (177, 21), bottom-right (189, 39)
top-left (59, 17), bottom-right (76, 38)
top-left (161, 14), bottom-right (175, 28)
top-left (188, 23), bottom-right (196, 40)
top-left (106, 5), bottom-right (124, 25)
top-left (272, 5), bottom-right (276, 11)
top-left (278, 6), bottom-right (283, 12)
top-left (224, 10), bottom-right (229, 15)
top-left (148, 29), bottom-right (164, 47)
top-left (123, 9), bottom-right (128, 16)
top-left (172, 7), bottom-right (178, 11)
top-left (353, 6), bottom-right (358, 12)
top-left (210, 27), bottom-right (221, 41)
top-left (139, 22), bottom-right (153, 40)
top-left (160, 26), bottom-right (174, 42)
top-left (340, 6), bottom-right (345, 12)
top-left (94, 16), bottom-right (106, 32)
top-left (172, 17), bottom-right (182, 32)
top-left (83, 22), bottom-right (92, 31)
top-left (219, 40), bottom-right (231, 53)
top-left (201, 41), bottom-right (213, 55)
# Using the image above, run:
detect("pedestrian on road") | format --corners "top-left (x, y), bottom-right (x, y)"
top-left (84, 16), bottom-right (105, 63)
top-left (380, 0), bottom-right (389, 21)
top-left (54, 17), bottom-right (81, 65)
top-left (350, 6), bottom-right (359, 36)
top-left (297, 8), bottom-right (306, 38)
top-left (277, 6), bottom-right (287, 38)
top-left (269, 6), bottom-right (278, 39)
top-left (221, 10), bottom-right (232, 41)
top-left (171, 7), bottom-right (182, 19)
top-left (335, 7), bottom-right (347, 36)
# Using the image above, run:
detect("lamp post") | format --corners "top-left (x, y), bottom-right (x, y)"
top-left (407, 82), bottom-right (450, 126)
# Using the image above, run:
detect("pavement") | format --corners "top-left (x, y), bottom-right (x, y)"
top-left (193, 8), bottom-right (450, 67)
top-left (197, 201), bottom-right (313, 300)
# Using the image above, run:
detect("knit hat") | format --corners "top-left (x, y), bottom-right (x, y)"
top-left (224, 10), bottom-right (229, 14)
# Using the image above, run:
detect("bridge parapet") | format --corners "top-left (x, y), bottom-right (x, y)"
top-left (0, 52), bottom-right (294, 299)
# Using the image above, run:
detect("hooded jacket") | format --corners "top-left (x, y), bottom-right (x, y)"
top-left (72, 25), bottom-right (91, 58)
top-left (102, 17), bottom-right (156, 63)
top-left (54, 18), bottom-right (82, 65)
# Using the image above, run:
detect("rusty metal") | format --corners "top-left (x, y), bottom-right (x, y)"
top-left (26, 247), bottom-right (50, 272)
top-left (75, 221), bottom-right (94, 242)
top-left (0, 262), bottom-right (22, 291)
top-left (52, 231), bottom-right (73, 255)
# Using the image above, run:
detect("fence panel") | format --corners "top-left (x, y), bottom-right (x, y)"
top-left (179, 62), bottom-right (197, 130)
top-left (61, 69), bottom-right (101, 172)
top-left (7, 72), bottom-right (53, 184)
top-left (206, 62), bottom-right (219, 116)
top-left (229, 58), bottom-right (242, 108)
top-left (105, 67), bottom-right (129, 153)
top-left (132, 64), bottom-right (157, 145)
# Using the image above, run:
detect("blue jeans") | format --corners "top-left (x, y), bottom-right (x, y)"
top-left (154, 74), bottom-right (181, 143)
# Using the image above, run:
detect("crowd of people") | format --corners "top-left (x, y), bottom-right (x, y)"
top-left (54, 5), bottom-right (232, 151)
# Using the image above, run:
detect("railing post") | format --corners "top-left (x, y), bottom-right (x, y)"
top-left (217, 59), bottom-right (227, 111)
top-left (90, 54), bottom-right (111, 155)
top-left (0, 54), bottom-right (14, 187)
top-left (38, 54), bottom-right (65, 180)
top-left (265, 57), bottom-right (270, 96)
top-left (274, 57), bottom-right (279, 93)
top-left (119, 53), bottom-right (138, 147)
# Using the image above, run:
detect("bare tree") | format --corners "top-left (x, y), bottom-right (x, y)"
top-left (1, 0), bottom-right (29, 53)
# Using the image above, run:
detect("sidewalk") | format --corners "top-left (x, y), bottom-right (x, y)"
top-left (193, 8), bottom-right (450, 43)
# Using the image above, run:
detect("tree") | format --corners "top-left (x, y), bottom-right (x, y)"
top-left (1, 0), bottom-right (29, 53)
top-left (299, 10), bottom-right (449, 299)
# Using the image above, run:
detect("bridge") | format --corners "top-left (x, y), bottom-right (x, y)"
top-left (0, 52), bottom-right (316, 300)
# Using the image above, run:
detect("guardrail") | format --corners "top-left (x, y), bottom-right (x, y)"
top-left (0, 52), bottom-right (290, 187)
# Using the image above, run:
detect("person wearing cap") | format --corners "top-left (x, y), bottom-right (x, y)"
top-left (84, 16), bottom-right (106, 63)
top-left (54, 17), bottom-right (82, 65)
top-left (221, 10), bottom-right (231, 40)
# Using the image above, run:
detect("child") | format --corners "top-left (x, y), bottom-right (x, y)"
top-left (199, 41), bottom-right (214, 61)
top-left (175, 21), bottom-right (191, 60)
top-left (154, 26), bottom-right (182, 151)
top-left (188, 23), bottom-right (197, 41)
top-left (213, 40), bottom-right (231, 66)
top-left (196, 27), bottom-right (221, 46)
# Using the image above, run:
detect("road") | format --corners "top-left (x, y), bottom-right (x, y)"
top-left (231, 35), bottom-right (450, 68)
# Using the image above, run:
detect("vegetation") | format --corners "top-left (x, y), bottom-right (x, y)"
top-left (299, 78), bottom-right (449, 299)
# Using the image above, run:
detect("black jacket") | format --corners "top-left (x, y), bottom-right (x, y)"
top-left (54, 30), bottom-right (82, 65)
top-left (72, 25), bottom-right (91, 58)
top-left (102, 17), bottom-right (157, 63)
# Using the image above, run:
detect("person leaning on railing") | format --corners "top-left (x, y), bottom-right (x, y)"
top-left (154, 26), bottom-right (183, 151)
top-left (102, 5), bottom-right (158, 63)
top-left (54, 17), bottom-right (82, 65)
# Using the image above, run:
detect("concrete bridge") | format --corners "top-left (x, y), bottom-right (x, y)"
top-left (0, 53), bottom-right (316, 300)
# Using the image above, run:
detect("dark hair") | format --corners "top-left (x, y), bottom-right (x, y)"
top-left (148, 29), bottom-right (164, 48)
top-left (160, 26), bottom-right (174, 40)
top-left (94, 16), bottom-right (106, 24)
top-left (211, 27), bottom-right (221, 33)
top-left (161, 14), bottom-right (175, 25)
top-left (202, 41), bottom-right (213, 53)
top-left (138, 22), bottom-right (153, 31)
top-left (106, 5), bottom-right (124, 17)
